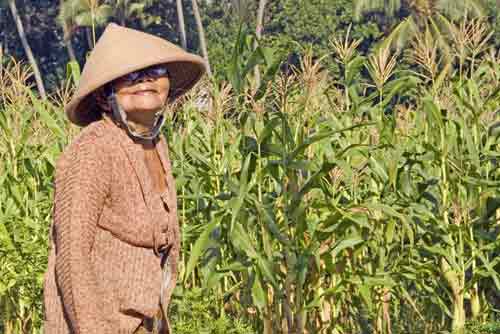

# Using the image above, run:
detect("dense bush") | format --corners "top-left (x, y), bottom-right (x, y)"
top-left (170, 287), bottom-right (255, 334)
top-left (465, 321), bottom-right (500, 334)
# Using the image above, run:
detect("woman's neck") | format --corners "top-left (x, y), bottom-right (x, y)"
top-left (125, 110), bottom-right (159, 136)
top-left (104, 109), bottom-right (161, 144)
top-left (127, 118), bottom-right (154, 134)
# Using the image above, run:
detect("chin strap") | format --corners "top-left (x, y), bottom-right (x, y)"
top-left (107, 88), bottom-right (165, 141)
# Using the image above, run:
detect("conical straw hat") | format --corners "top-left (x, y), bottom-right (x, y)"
top-left (65, 23), bottom-right (207, 126)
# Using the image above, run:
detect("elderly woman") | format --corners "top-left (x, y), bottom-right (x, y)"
top-left (43, 23), bottom-right (206, 334)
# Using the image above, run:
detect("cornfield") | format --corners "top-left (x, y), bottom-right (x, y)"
top-left (1, 18), bottom-right (499, 334)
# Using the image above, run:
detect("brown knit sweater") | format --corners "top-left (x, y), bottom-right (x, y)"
top-left (43, 117), bottom-right (180, 334)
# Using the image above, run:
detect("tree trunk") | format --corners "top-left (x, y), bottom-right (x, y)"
top-left (86, 27), bottom-right (94, 49)
top-left (65, 35), bottom-right (77, 64)
top-left (191, 0), bottom-right (212, 76)
top-left (59, 1), bottom-right (77, 64)
top-left (254, 0), bottom-right (267, 87)
top-left (120, 7), bottom-right (126, 27)
top-left (176, 0), bottom-right (187, 49)
top-left (8, 0), bottom-right (47, 99)
top-left (1, 32), bottom-right (6, 55)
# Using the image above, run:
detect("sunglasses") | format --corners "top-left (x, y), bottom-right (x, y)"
top-left (121, 64), bottom-right (170, 84)
top-left (102, 64), bottom-right (170, 97)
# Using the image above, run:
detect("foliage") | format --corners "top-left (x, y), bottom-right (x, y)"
top-left (58, 0), bottom-right (159, 36)
top-left (201, 1), bottom-right (241, 78)
top-left (488, 0), bottom-right (500, 47)
top-left (1, 0), bottom-right (498, 94)
top-left (202, 0), bottom-right (382, 78)
top-left (465, 321), bottom-right (500, 334)
top-left (0, 0), bottom-right (68, 89)
top-left (1, 15), bottom-right (499, 334)
top-left (0, 59), bottom-right (75, 334)
top-left (170, 287), bottom-right (255, 334)
top-left (353, 0), bottom-right (489, 25)
top-left (169, 19), bottom-right (500, 334)
top-left (264, 0), bottom-right (380, 58)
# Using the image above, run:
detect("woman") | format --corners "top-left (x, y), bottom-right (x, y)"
top-left (43, 23), bottom-right (206, 334)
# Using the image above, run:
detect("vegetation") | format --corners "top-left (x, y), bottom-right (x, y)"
top-left (1, 1), bottom-right (500, 334)
top-left (170, 288), bottom-right (255, 334)
top-left (1, 0), bottom-right (498, 88)
top-left (465, 320), bottom-right (500, 334)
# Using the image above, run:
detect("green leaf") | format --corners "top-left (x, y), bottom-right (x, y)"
top-left (256, 256), bottom-right (277, 286)
top-left (66, 60), bottom-right (81, 86)
top-left (329, 238), bottom-right (364, 258)
top-left (183, 219), bottom-right (219, 283)
top-left (128, 2), bottom-right (146, 16)
top-left (230, 221), bottom-right (258, 259)
top-left (74, 12), bottom-right (93, 27)
top-left (94, 5), bottom-right (113, 25)
top-left (422, 96), bottom-right (444, 130)
top-left (386, 219), bottom-right (395, 244)
top-left (288, 122), bottom-right (374, 161)
top-left (251, 271), bottom-right (266, 311)
top-left (253, 200), bottom-right (290, 246)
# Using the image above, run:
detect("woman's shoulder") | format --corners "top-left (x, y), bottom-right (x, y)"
top-left (57, 120), bottom-right (116, 167)
top-left (72, 119), bottom-right (115, 146)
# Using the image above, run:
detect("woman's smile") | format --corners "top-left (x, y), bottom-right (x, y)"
top-left (134, 90), bottom-right (157, 95)
top-left (112, 76), bottom-right (171, 125)
top-left (131, 83), bottom-right (160, 95)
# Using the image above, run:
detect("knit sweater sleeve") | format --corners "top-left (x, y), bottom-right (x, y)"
top-left (53, 136), bottom-right (113, 334)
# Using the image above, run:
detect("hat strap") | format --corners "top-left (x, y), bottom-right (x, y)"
top-left (107, 89), bottom-right (165, 141)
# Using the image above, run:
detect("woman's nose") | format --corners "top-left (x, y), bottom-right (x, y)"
top-left (136, 75), bottom-right (154, 83)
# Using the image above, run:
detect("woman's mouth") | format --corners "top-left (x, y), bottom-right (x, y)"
top-left (134, 90), bottom-right (157, 95)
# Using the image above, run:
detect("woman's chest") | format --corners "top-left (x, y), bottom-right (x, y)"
top-left (97, 148), bottom-right (177, 249)
top-left (143, 147), bottom-right (167, 195)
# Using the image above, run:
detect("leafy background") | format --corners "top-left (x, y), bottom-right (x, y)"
top-left (1, 0), bottom-right (500, 333)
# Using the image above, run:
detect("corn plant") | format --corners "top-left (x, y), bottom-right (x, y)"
top-left (171, 21), bottom-right (500, 334)
top-left (0, 58), bottom-right (73, 333)
top-left (0, 17), bottom-right (499, 334)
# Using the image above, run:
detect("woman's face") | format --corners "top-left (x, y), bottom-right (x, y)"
top-left (113, 75), bottom-right (170, 119)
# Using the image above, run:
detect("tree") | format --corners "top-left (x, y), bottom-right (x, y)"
top-left (231, 0), bottom-right (252, 22)
top-left (191, 0), bottom-right (212, 76)
top-left (112, 0), bottom-right (154, 27)
top-left (176, 0), bottom-right (187, 49)
top-left (354, 0), bottom-right (488, 25)
top-left (254, 0), bottom-right (267, 87)
top-left (6, 0), bottom-right (47, 99)
top-left (255, 0), bottom-right (266, 43)
top-left (58, 0), bottom-right (153, 51)
top-left (58, 0), bottom-right (77, 63)
top-left (353, 0), bottom-right (489, 59)
top-left (58, 0), bottom-right (113, 50)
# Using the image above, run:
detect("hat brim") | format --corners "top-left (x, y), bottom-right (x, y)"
top-left (66, 59), bottom-right (206, 127)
